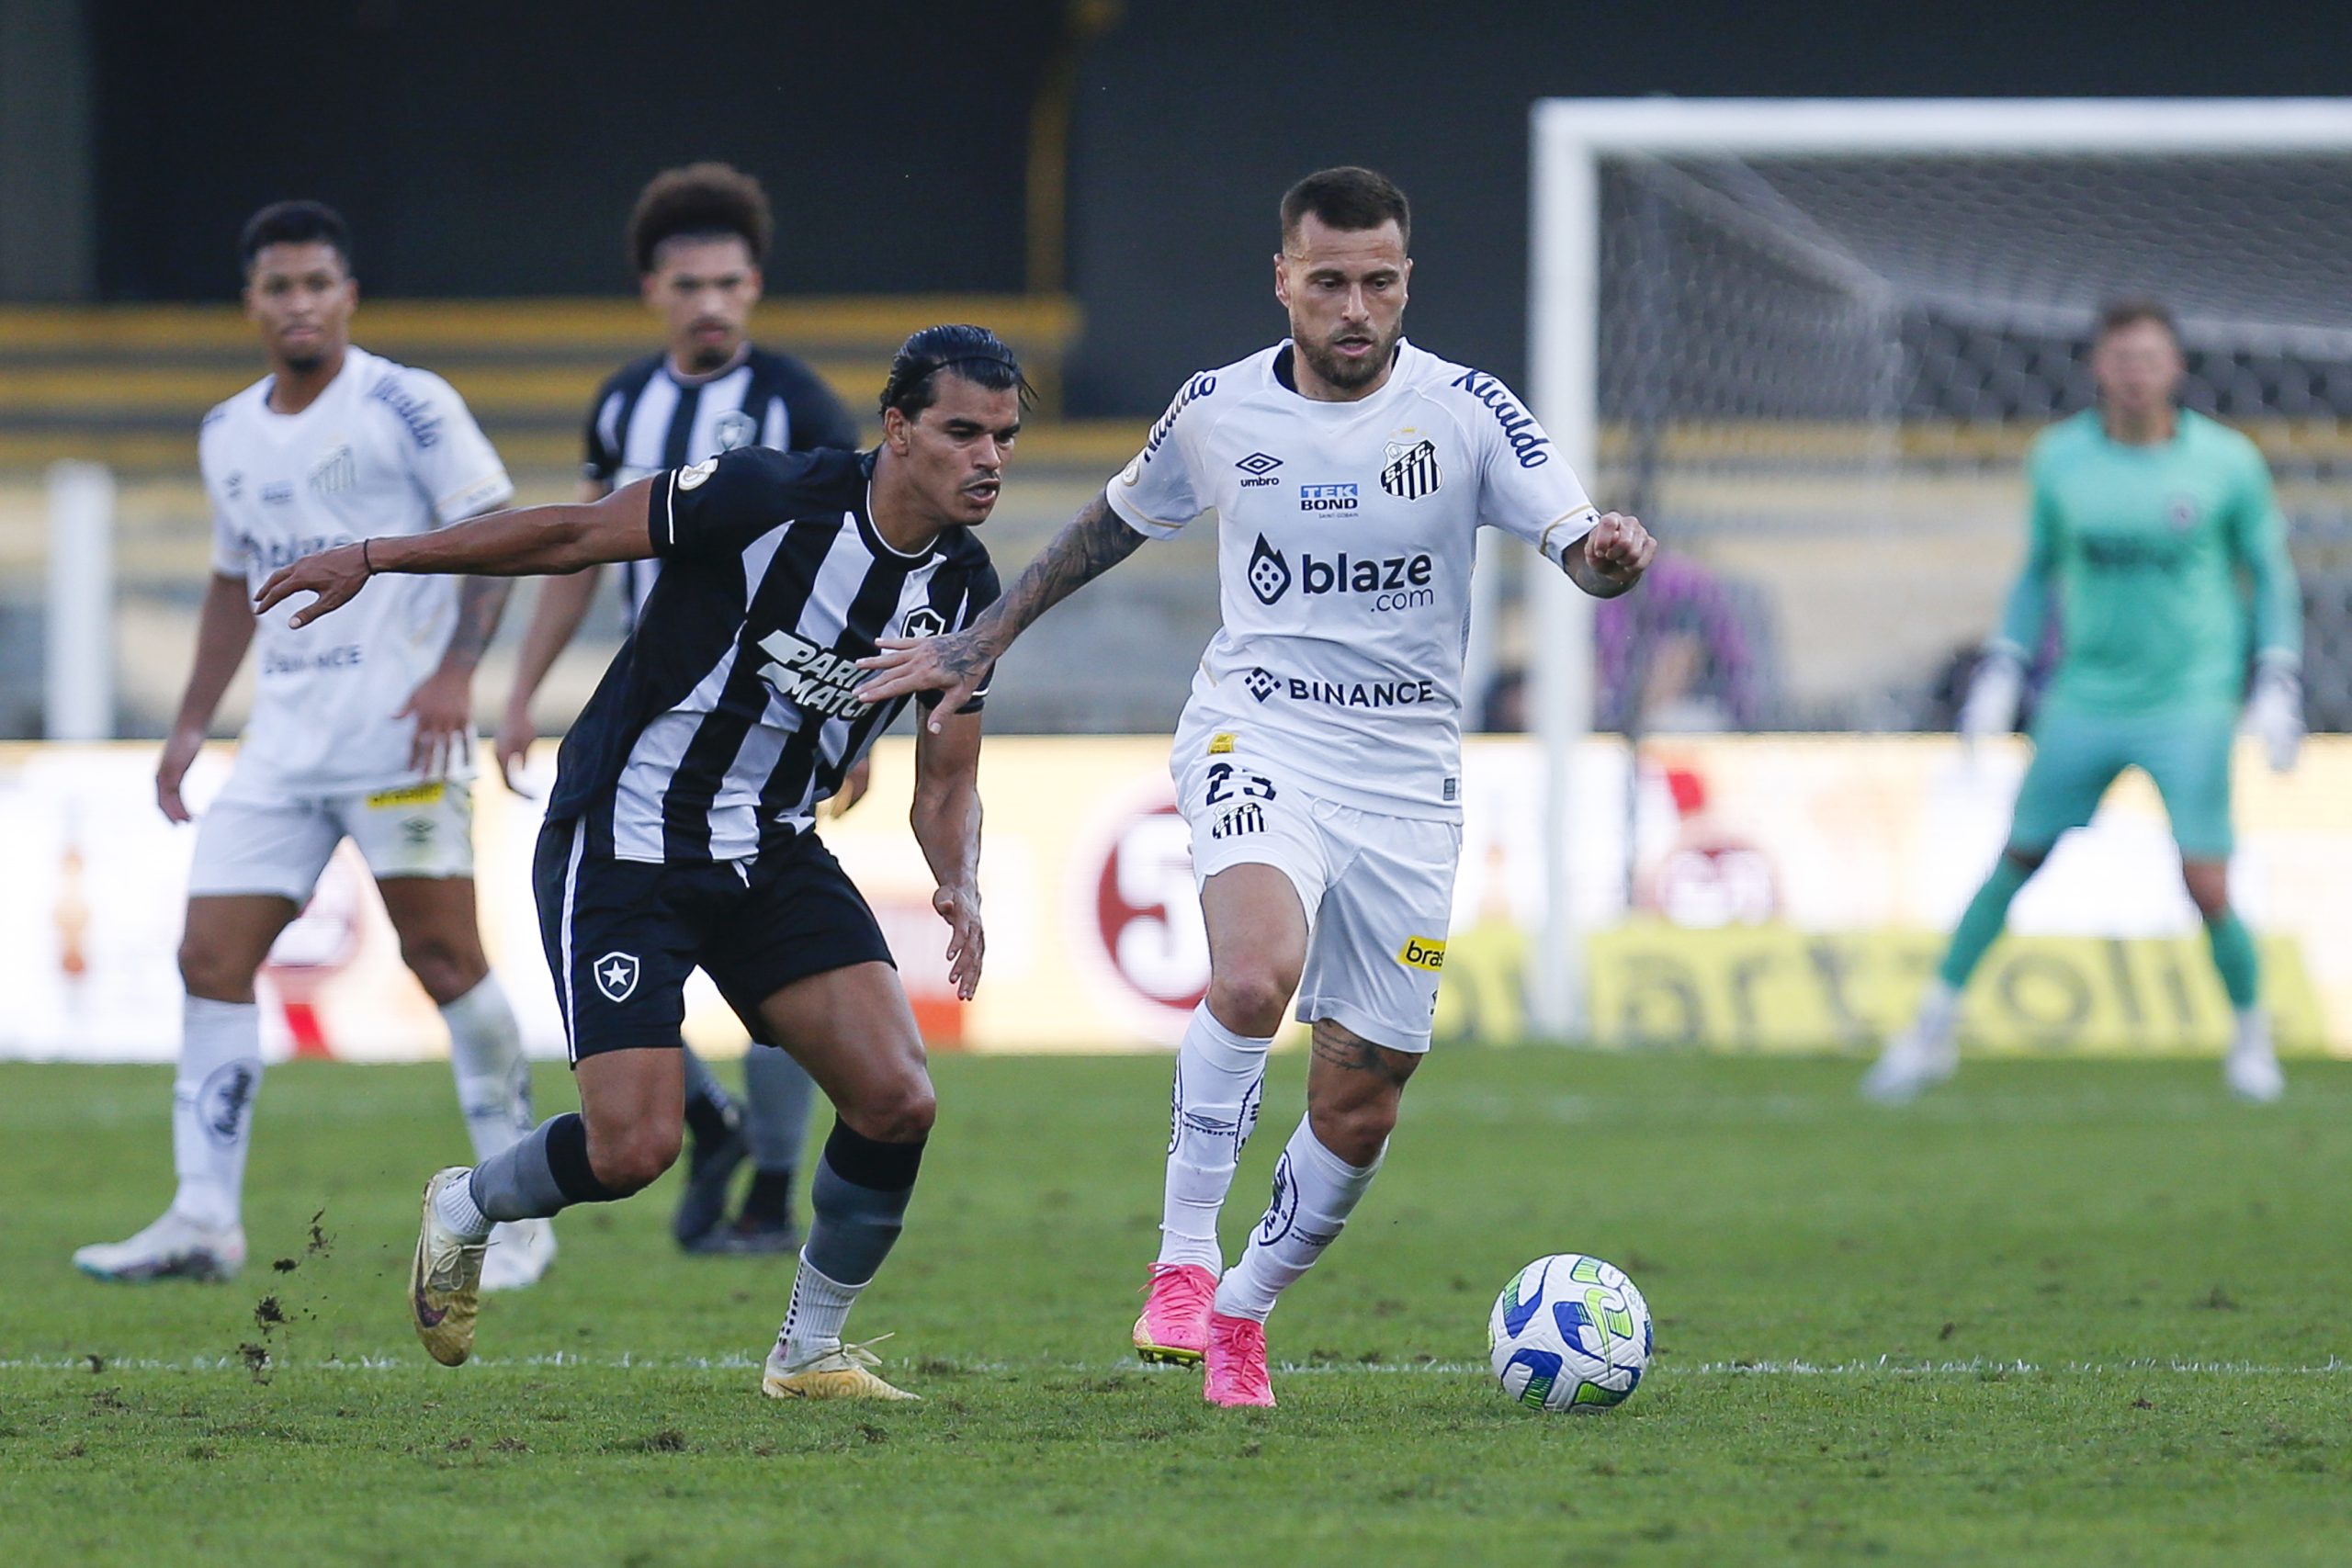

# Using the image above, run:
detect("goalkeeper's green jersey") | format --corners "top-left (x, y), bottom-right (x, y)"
top-left (1996, 409), bottom-right (2301, 716)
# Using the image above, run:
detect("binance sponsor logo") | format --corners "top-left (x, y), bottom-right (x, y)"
top-left (1396, 935), bottom-right (1447, 972)
top-left (367, 781), bottom-right (447, 809)
top-left (1207, 732), bottom-right (1237, 755)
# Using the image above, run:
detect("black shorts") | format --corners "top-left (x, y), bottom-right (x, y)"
top-left (534, 818), bottom-right (894, 1064)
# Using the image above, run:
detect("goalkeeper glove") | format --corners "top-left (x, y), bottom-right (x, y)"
top-left (2245, 653), bottom-right (2304, 773)
top-left (1957, 647), bottom-right (2026, 756)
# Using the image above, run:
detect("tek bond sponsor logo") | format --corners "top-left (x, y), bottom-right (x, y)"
top-left (1299, 482), bottom-right (1358, 512)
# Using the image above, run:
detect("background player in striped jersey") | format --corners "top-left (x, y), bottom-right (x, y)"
top-left (74, 201), bottom-right (549, 1290)
top-left (261, 325), bottom-right (1023, 1401)
top-left (495, 164), bottom-right (861, 1257)
top-left (1863, 299), bottom-right (2305, 1104)
top-left (860, 170), bottom-right (1654, 1406)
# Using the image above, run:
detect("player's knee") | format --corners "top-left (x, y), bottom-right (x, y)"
top-left (398, 933), bottom-right (486, 1005)
top-left (842, 1078), bottom-right (935, 1145)
top-left (586, 1117), bottom-right (682, 1195)
top-left (176, 938), bottom-right (258, 1004)
top-left (1207, 969), bottom-right (1295, 1038)
top-left (1308, 1094), bottom-right (1397, 1167)
top-left (2182, 863), bottom-right (2231, 918)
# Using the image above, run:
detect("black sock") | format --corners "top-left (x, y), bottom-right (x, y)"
top-left (740, 1168), bottom-right (795, 1227)
top-left (684, 1080), bottom-right (736, 1153)
top-left (543, 1111), bottom-right (624, 1205)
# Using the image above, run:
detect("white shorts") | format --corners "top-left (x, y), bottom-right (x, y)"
top-left (187, 780), bottom-right (476, 902)
top-left (1176, 744), bottom-right (1461, 1053)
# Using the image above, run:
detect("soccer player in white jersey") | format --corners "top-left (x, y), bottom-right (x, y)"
top-left (73, 201), bottom-right (550, 1290)
top-left (861, 168), bottom-right (1655, 1405)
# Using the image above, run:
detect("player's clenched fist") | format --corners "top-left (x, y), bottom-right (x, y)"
top-left (1583, 512), bottom-right (1657, 589)
top-left (255, 540), bottom-right (372, 626)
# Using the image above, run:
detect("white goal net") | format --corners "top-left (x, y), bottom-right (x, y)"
top-left (1521, 98), bottom-right (2352, 1031)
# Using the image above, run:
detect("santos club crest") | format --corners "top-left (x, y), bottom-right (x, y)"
top-left (1382, 438), bottom-right (1441, 501)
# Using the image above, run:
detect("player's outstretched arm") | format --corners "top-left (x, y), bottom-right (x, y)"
top-left (1565, 512), bottom-right (1657, 599)
top-left (910, 708), bottom-right (985, 1000)
top-left (254, 479), bottom-right (658, 629)
top-left (855, 488), bottom-right (1146, 725)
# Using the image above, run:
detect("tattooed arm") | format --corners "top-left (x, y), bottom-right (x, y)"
top-left (855, 487), bottom-right (1147, 728)
top-left (400, 573), bottom-right (515, 778)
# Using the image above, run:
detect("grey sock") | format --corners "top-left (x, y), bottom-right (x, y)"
top-left (741, 1044), bottom-right (817, 1175)
top-left (469, 1116), bottom-right (577, 1221)
top-left (802, 1123), bottom-right (924, 1288)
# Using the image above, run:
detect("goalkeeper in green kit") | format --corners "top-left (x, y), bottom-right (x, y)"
top-left (1864, 299), bottom-right (2304, 1104)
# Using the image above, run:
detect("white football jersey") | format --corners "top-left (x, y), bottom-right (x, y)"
top-left (1109, 340), bottom-right (1596, 819)
top-left (201, 344), bottom-right (513, 801)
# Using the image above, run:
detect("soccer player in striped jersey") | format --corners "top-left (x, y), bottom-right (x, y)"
top-left (495, 164), bottom-right (861, 1258)
top-left (261, 325), bottom-right (1023, 1401)
top-left (1863, 299), bottom-right (2305, 1104)
top-left (860, 170), bottom-right (1656, 1406)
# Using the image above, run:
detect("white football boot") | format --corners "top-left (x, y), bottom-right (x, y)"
top-left (2223, 1010), bottom-right (2286, 1103)
top-left (74, 1209), bottom-right (246, 1282)
top-left (479, 1217), bottom-right (557, 1292)
top-left (1861, 983), bottom-right (1962, 1104)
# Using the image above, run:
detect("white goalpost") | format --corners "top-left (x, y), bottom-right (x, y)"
top-left (1522, 96), bottom-right (2352, 1040)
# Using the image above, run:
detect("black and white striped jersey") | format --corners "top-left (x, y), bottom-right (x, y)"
top-left (547, 446), bottom-right (999, 864)
top-left (583, 347), bottom-right (860, 626)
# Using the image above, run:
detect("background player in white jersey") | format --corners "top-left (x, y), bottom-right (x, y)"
top-left (494, 164), bottom-right (862, 1257)
top-left (74, 202), bottom-right (549, 1290)
top-left (861, 169), bottom-right (1655, 1405)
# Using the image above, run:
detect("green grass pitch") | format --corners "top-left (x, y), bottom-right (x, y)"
top-left (5, 1050), bottom-right (2350, 1565)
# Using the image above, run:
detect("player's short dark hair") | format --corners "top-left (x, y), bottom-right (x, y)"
top-left (628, 162), bottom-right (773, 276)
top-left (240, 200), bottom-right (352, 275)
top-left (879, 324), bottom-right (1034, 421)
top-left (2096, 297), bottom-right (2179, 344)
top-left (1281, 166), bottom-right (1411, 251)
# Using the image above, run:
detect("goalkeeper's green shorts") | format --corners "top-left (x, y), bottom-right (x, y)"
top-left (2008, 702), bottom-right (2236, 861)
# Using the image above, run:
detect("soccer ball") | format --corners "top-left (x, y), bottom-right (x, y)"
top-left (1487, 1253), bottom-right (1652, 1412)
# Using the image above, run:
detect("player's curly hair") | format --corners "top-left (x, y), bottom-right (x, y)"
top-left (1281, 166), bottom-right (1411, 251)
top-left (240, 199), bottom-right (352, 274)
top-left (627, 163), bottom-right (773, 276)
top-left (879, 324), bottom-right (1035, 421)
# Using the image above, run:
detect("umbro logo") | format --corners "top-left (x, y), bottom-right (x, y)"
top-left (1236, 452), bottom-right (1283, 476)
top-left (594, 952), bottom-right (640, 1003)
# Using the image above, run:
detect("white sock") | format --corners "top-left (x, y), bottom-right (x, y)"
top-left (1159, 1003), bottom-right (1273, 1272)
top-left (1215, 1117), bottom-right (1383, 1324)
top-left (2232, 1006), bottom-right (2273, 1056)
top-left (440, 974), bottom-right (532, 1162)
top-left (172, 998), bottom-right (264, 1232)
top-left (775, 1257), bottom-right (863, 1366)
top-left (1908, 980), bottom-right (1962, 1051)
top-left (435, 1168), bottom-right (492, 1241)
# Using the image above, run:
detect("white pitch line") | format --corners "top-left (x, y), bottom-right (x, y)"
top-left (1, 1353), bottom-right (2346, 1377)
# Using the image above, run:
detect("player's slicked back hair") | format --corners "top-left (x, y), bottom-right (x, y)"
top-left (1281, 166), bottom-right (1411, 252)
top-left (240, 200), bottom-right (352, 275)
top-left (628, 162), bottom-right (774, 276)
top-left (2097, 297), bottom-right (2179, 344)
top-left (879, 324), bottom-right (1034, 421)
